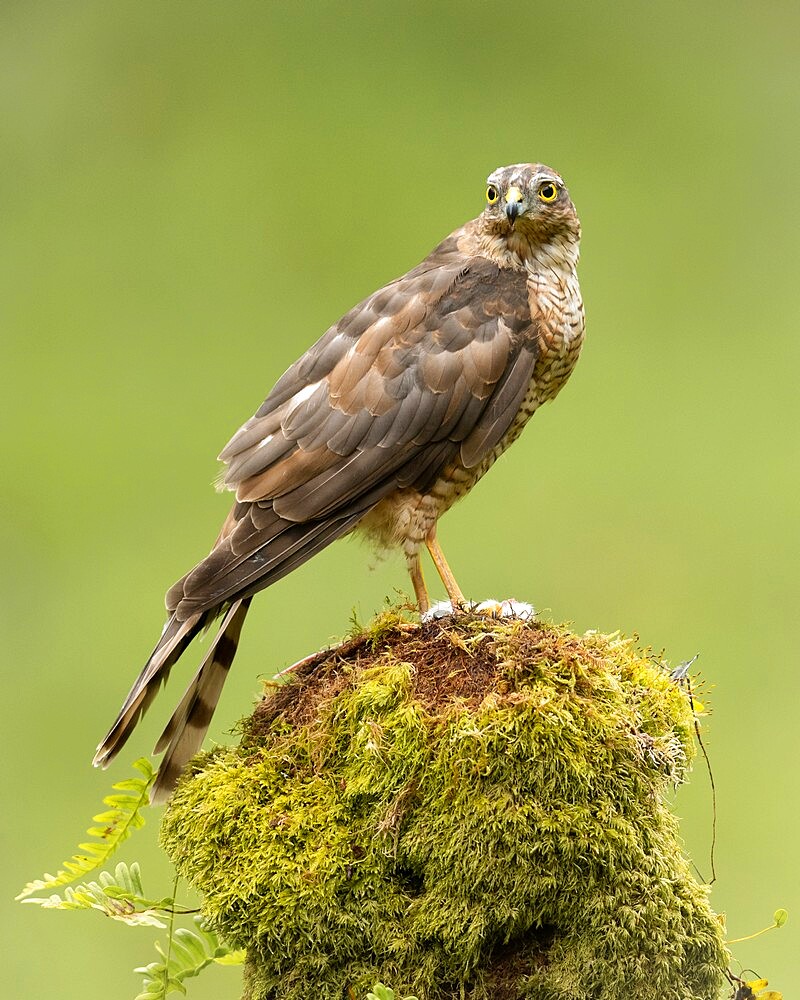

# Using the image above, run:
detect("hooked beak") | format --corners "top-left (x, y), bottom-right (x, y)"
top-left (505, 185), bottom-right (525, 225)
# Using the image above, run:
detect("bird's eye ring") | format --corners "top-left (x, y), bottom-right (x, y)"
top-left (538, 182), bottom-right (558, 203)
top-left (486, 185), bottom-right (499, 204)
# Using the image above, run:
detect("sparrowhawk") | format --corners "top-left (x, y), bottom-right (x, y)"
top-left (94, 163), bottom-right (585, 801)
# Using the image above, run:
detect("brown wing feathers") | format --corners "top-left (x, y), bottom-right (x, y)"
top-left (94, 238), bottom-right (538, 799)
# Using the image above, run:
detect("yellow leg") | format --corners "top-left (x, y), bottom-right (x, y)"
top-left (426, 529), bottom-right (466, 610)
top-left (406, 550), bottom-right (431, 614)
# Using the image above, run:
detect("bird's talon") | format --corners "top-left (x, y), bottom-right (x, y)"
top-left (422, 598), bottom-right (535, 624)
top-left (474, 599), bottom-right (504, 617)
top-left (421, 600), bottom-right (456, 623)
top-left (475, 599), bottom-right (536, 621)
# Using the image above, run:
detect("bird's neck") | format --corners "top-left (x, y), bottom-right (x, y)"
top-left (468, 220), bottom-right (581, 279)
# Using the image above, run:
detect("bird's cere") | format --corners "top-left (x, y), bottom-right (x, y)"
top-left (504, 184), bottom-right (525, 224)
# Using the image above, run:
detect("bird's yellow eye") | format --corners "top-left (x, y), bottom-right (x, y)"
top-left (486, 185), bottom-right (499, 204)
top-left (538, 182), bottom-right (558, 203)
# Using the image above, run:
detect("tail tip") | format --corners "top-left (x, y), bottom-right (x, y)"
top-left (92, 743), bottom-right (112, 769)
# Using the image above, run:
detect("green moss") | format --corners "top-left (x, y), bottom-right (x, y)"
top-left (160, 614), bottom-right (727, 1000)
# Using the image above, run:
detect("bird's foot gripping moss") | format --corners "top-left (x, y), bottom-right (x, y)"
top-left (160, 611), bottom-right (727, 1000)
top-left (421, 598), bottom-right (535, 622)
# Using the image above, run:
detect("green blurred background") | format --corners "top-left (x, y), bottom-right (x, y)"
top-left (3, 0), bottom-right (798, 995)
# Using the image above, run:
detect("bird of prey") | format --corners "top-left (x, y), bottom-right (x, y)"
top-left (94, 162), bottom-right (585, 802)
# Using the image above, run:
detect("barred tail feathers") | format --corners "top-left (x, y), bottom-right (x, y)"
top-left (92, 612), bottom-right (207, 770)
top-left (149, 598), bottom-right (251, 804)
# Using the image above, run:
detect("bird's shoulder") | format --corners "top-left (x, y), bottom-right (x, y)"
top-left (216, 222), bottom-right (538, 501)
top-left (242, 224), bottom-right (531, 417)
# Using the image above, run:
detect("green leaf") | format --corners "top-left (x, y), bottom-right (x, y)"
top-left (773, 908), bottom-right (788, 927)
top-left (367, 988), bottom-right (395, 1000)
top-left (213, 950), bottom-right (246, 966)
top-left (16, 758), bottom-right (155, 900)
top-left (366, 987), bottom-right (419, 1000)
top-left (134, 916), bottom-right (241, 999)
top-left (19, 861), bottom-right (167, 928)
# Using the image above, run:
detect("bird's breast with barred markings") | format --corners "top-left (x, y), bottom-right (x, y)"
top-left (357, 257), bottom-right (585, 554)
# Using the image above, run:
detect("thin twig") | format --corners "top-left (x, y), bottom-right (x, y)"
top-left (693, 707), bottom-right (717, 884)
top-left (670, 654), bottom-right (716, 884)
top-left (162, 871), bottom-right (180, 992)
top-left (683, 670), bottom-right (717, 885)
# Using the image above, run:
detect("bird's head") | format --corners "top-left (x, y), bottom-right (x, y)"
top-left (481, 163), bottom-right (579, 244)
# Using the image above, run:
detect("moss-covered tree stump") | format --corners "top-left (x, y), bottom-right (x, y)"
top-left (160, 611), bottom-right (727, 1000)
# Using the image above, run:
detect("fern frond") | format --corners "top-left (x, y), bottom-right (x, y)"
top-left (20, 861), bottom-right (169, 928)
top-left (16, 758), bottom-right (155, 901)
top-left (134, 917), bottom-right (245, 999)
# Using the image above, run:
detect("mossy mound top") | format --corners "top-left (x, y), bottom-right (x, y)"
top-left (160, 610), bottom-right (727, 1000)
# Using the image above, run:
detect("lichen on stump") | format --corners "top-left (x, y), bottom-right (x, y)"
top-left (160, 610), bottom-right (727, 1000)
